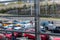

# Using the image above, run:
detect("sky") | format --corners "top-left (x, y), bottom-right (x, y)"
top-left (0, 0), bottom-right (60, 3)
top-left (0, 0), bottom-right (14, 5)
top-left (0, 0), bottom-right (12, 1)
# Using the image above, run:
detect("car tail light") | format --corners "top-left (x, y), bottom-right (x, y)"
top-left (41, 35), bottom-right (45, 37)
top-left (5, 34), bottom-right (12, 39)
top-left (14, 32), bottom-right (18, 37)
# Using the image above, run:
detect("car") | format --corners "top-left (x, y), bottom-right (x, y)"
top-left (41, 21), bottom-right (56, 31)
top-left (0, 34), bottom-right (6, 40)
top-left (12, 20), bottom-right (34, 29)
top-left (3, 24), bottom-right (23, 40)
top-left (3, 24), bottom-right (13, 29)
top-left (51, 27), bottom-right (60, 33)
top-left (50, 36), bottom-right (60, 40)
top-left (46, 23), bottom-right (56, 31)
top-left (23, 27), bottom-right (49, 40)
top-left (14, 26), bottom-right (24, 37)
top-left (4, 31), bottom-right (18, 40)
top-left (14, 20), bottom-right (34, 28)
top-left (4, 29), bottom-right (22, 40)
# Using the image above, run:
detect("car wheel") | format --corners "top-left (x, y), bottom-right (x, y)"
top-left (45, 27), bottom-right (48, 30)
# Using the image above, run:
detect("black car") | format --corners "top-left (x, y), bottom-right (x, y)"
top-left (51, 26), bottom-right (60, 33)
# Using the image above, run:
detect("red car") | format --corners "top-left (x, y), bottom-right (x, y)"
top-left (4, 28), bottom-right (22, 40)
top-left (0, 34), bottom-right (6, 40)
top-left (24, 28), bottom-right (49, 40)
top-left (50, 36), bottom-right (60, 40)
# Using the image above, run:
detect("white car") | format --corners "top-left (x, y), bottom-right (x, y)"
top-left (16, 21), bottom-right (34, 28)
top-left (46, 23), bottom-right (56, 30)
top-left (0, 23), bottom-right (2, 27)
top-left (14, 27), bottom-right (22, 30)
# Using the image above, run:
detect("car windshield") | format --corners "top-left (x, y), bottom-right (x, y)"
top-left (6, 32), bottom-right (12, 34)
top-left (20, 22), bottom-right (28, 24)
top-left (14, 27), bottom-right (21, 30)
top-left (56, 27), bottom-right (60, 29)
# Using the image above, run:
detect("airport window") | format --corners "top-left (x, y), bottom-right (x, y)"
top-left (0, 0), bottom-right (36, 40)
top-left (40, 0), bottom-right (57, 17)
top-left (40, 0), bottom-right (60, 40)
top-left (0, 0), bottom-right (60, 40)
top-left (0, 0), bottom-right (34, 16)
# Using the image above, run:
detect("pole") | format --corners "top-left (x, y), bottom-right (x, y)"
top-left (45, 0), bottom-right (48, 15)
top-left (31, 0), bottom-right (33, 16)
top-left (12, 23), bottom-right (16, 40)
top-left (34, 0), bottom-right (41, 40)
top-left (31, 3), bottom-right (32, 16)
top-left (53, 0), bottom-right (56, 17)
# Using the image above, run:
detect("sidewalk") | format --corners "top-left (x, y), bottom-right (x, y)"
top-left (40, 17), bottom-right (60, 21)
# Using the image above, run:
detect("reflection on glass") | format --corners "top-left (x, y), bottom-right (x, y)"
top-left (40, 0), bottom-right (57, 17)
top-left (0, 1), bottom-right (19, 16)
top-left (0, 0), bottom-right (34, 16)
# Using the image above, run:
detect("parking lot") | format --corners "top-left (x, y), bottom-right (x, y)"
top-left (0, 16), bottom-right (59, 40)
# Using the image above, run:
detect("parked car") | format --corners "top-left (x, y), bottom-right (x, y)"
top-left (0, 34), bottom-right (6, 40)
top-left (14, 20), bottom-right (34, 28)
top-left (46, 23), bottom-right (56, 31)
top-left (50, 36), bottom-right (60, 40)
top-left (24, 27), bottom-right (49, 40)
top-left (51, 26), bottom-right (60, 33)
top-left (3, 24), bottom-right (13, 29)
top-left (4, 29), bottom-right (23, 40)
top-left (41, 21), bottom-right (56, 31)
top-left (3, 24), bottom-right (23, 40)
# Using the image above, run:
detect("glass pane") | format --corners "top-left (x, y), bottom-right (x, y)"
top-left (0, 0), bottom-right (34, 16)
top-left (40, 0), bottom-right (57, 17)
top-left (40, 0), bottom-right (60, 39)
top-left (0, 0), bottom-right (35, 40)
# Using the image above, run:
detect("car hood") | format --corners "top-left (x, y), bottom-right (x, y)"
top-left (14, 27), bottom-right (21, 30)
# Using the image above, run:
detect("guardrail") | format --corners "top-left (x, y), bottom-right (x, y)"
top-left (0, 28), bottom-right (60, 36)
